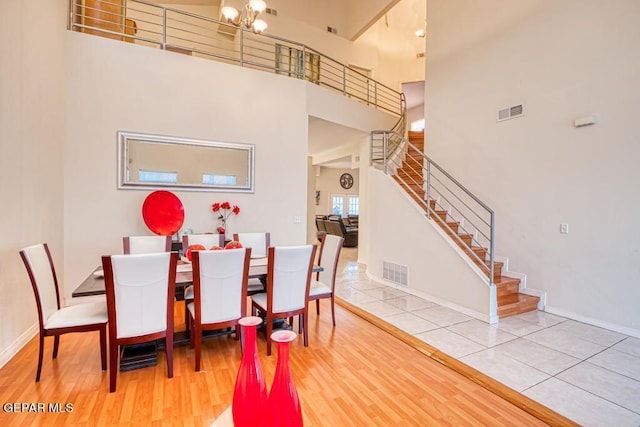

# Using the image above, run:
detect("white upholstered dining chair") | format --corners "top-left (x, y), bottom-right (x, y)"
top-left (188, 248), bottom-right (251, 371)
top-left (182, 234), bottom-right (225, 251)
top-left (122, 235), bottom-right (172, 254)
top-left (102, 251), bottom-right (177, 392)
top-left (308, 234), bottom-right (343, 326)
top-left (19, 243), bottom-right (107, 382)
top-left (233, 233), bottom-right (270, 258)
top-left (233, 232), bottom-right (270, 294)
top-left (251, 245), bottom-right (316, 356)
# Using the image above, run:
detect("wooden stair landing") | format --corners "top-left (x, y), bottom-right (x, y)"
top-left (393, 130), bottom-right (538, 318)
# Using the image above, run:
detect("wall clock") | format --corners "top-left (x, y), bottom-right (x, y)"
top-left (340, 173), bottom-right (354, 189)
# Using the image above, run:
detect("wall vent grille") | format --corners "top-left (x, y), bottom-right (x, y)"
top-left (383, 261), bottom-right (408, 286)
top-left (497, 104), bottom-right (524, 122)
top-left (265, 8), bottom-right (277, 16)
top-left (327, 26), bottom-right (338, 34)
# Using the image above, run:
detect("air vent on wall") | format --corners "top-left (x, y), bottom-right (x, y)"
top-left (416, 52), bottom-right (425, 58)
top-left (265, 7), bottom-right (277, 16)
top-left (383, 261), bottom-right (408, 286)
top-left (497, 104), bottom-right (524, 122)
top-left (327, 26), bottom-right (338, 35)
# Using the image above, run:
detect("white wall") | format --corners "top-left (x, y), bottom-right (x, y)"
top-left (0, 0), bottom-right (66, 366)
top-left (426, 0), bottom-right (640, 335)
top-left (315, 167), bottom-right (360, 216)
top-left (366, 169), bottom-right (492, 320)
top-left (64, 32), bottom-right (309, 301)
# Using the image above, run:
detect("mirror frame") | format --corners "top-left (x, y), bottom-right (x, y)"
top-left (117, 131), bottom-right (255, 193)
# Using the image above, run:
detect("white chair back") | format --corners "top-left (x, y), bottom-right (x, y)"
top-left (195, 248), bottom-right (248, 324)
top-left (125, 236), bottom-right (170, 254)
top-left (271, 245), bottom-right (314, 313)
top-left (20, 244), bottom-right (59, 323)
top-left (235, 233), bottom-right (269, 258)
top-left (109, 252), bottom-right (171, 339)
top-left (318, 234), bottom-right (343, 289)
top-left (183, 234), bottom-right (224, 250)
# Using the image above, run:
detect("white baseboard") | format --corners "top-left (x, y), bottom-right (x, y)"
top-left (545, 305), bottom-right (640, 339)
top-left (0, 323), bottom-right (38, 369)
top-left (364, 270), bottom-right (494, 324)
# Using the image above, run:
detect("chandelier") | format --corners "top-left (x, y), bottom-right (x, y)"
top-left (221, 0), bottom-right (268, 33)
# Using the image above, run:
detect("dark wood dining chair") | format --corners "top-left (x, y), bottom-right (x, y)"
top-left (188, 248), bottom-right (251, 371)
top-left (251, 245), bottom-right (317, 355)
top-left (308, 234), bottom-right (344, 326)
top-left (122, 235), bottom-right (172, 254)
top-left (19, 243), bottom-right (107, 382)
top-left (102, 251), bottom-right (177, 392)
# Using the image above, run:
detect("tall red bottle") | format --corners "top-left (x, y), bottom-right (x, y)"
top-left (232, 316), bottom-right (267, 427)
top-left (266, 330), bottom-right (303, 427)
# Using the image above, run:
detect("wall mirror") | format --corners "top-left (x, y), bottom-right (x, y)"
top-left (118, 131), bottom-right (255, 192)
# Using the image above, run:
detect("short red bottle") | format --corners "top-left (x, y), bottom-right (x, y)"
top-left (232, 316), bottom-right (267, 427)
top-left (266, 330), bottom-right (303, 427)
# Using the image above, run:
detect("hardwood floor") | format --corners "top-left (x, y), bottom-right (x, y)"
top-left (0, 301), bottom-right (553, 426)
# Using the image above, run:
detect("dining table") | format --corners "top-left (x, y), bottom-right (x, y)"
top-left (72, 255), bottom-right (323, 371)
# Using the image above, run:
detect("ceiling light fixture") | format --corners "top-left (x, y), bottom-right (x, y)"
top-left (221, 0), bottom-right (268, 33)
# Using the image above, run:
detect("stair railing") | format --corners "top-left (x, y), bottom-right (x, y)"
top-left (371, 130), bottom-right (496, 284)
top-left (68, 0), bottom-right (403, 116)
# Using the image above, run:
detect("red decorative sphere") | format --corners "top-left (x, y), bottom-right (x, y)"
top-left (186, 244), bottom-right (206, 262)
top-left (210, 246), bottom-right (223, 251)
top-left (225, 241), bottom-right (243, 249)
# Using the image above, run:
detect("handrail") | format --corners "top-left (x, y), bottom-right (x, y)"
top-left (68, 0), bottom-right (403, 116)
top-left (371, 129), bottom-right (496, 285)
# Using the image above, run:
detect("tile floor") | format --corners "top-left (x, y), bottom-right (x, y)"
top-left (334, 248), bottom-right (640, 427)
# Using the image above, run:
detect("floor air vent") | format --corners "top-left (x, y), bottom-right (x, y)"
top-left (497, 104), bottom-right (524, 122)
top-left (383, 261), bottom-right (408, 286)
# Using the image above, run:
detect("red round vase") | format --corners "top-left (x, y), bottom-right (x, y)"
top-left (266, 330), bottom-right (303, 427)
top-left (232, 316), bottom-right (267, 427)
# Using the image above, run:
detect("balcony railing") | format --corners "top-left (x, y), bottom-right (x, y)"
top-left (68, 0), bottom-right (403, 116)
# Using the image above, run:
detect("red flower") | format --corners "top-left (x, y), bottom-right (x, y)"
top-left (212, 202), bottom-right (221, 212)
top-left (232, 205), bottom-right (240, 215)
top-left (220, 201), bottom-right (231, 210)
top-left (217, 226), bottom-right (225, 234)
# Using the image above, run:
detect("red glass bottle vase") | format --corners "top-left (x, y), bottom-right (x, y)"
top-left (266, 330), bottom-right (303, 427)
top-left (232, 316), bottom-right (268, 427)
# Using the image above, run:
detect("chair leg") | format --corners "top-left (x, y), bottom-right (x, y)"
top-left (237, 324), bottom-right (243, 356)
top-left (184, 300), bottom-right (192, 338)
top-left (266, 315), bottom-right (273, 356)
top-left (302, 312), bottom-right (309, 347)
top-left (166, 332), bottom-right (174, 379)
top-left (109, 342), bottom-right (118, 393)
top-left (35, 333), bottom-right (44, 382)
top-left (100, 326), bottom-right (107, 370)
top-left (194, 324), bottom-right (202, 372)
top-left (298, 315), bottom-right (302, 334)
top-left (52, 335), bottom-right (60, 359)
top-left (330, 294), bottom-right (336, 327)
top-left (316, 299), bottom-right (320, 316)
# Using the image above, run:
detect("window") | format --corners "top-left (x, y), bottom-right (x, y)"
top-left (138, 170), bottom-right (178, 183)
top-left (331, 195), bottom-right (344, 216)
top-left (348, 196), bottom-right (359, 215)
top-left (331, 194), bottom-right (359, 217)
top-left (410, 118), bottom-right (425, 131)
top-left (202, 174), bottom-right (237, 186)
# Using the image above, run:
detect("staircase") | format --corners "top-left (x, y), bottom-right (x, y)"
top-left (389, 130), bottom-right (539, 318)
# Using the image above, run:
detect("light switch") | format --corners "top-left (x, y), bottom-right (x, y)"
top-left (560, 224), bottom-right (569, 234)
top-left (294, 216), bottom-right (301, 224)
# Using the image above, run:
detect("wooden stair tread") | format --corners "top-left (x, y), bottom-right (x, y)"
top-left (497, 293), bottom-right (539, 317)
